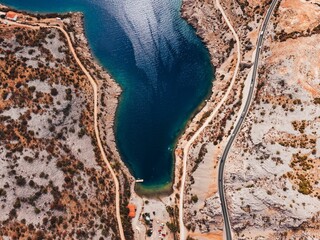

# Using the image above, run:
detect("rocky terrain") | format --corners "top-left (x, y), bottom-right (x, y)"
top-left (178, 0), bottom-right (320, 239)
top-left (178, 0), bottom-right (272, 238)
top-left (2, 0), bottom-right (320, 239)
top-left (0, 10), bottom-right (133, 239)
top-left (226, 0), bottom-right (320, 238)
top-left (65, 14), bottom-right (134, 238)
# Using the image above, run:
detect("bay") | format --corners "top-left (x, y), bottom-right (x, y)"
top-left (0, 0), bottom-right (213, 190)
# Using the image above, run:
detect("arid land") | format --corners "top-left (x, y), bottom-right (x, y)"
top-left (177, 0), bottom-right (320, 239)
top-left (0, 6), bottom-right (133, 239)
top-left (1, 0), bottom-right (320, 240)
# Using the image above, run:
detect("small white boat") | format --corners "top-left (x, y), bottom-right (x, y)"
top-left (136, 179), bottom-right (144, 183)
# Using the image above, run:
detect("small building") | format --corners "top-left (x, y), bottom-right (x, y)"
top-left (127, 203), bottom-right (136, 218)
top-left (6, 11), bottom-right (18, 21)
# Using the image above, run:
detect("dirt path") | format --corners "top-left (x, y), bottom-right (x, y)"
top-left (54, 24), bottom-right (126, 240)
top-left (178, 0), bottom-right (241, 238)
top-left (4, 19), bottom-right (126, 240)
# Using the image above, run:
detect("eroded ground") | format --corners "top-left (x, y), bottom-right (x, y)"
top-left (179, 0), bottom-right (320, 239)
top-left (178, 0), bottom-right (272, 238)
top-left (0, 18), bottom-right (122, 239)
top-left (226, 0), bottom-right (320, 238)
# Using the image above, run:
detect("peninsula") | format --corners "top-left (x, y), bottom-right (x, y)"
top-left (0, 7), bottom-right (133, 239)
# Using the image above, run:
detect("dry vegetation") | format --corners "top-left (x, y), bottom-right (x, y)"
top-left (179, 0), bottom-right (320, 239)
top-left (0, 15), bottom-right (132, 239)
top-left (178, 0), bottom-right (274, 237)
top-left (224, 0), bottom-right (320, 238)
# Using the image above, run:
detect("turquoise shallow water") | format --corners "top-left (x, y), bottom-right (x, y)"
top-left (0, 0), bottom-right (213, 189)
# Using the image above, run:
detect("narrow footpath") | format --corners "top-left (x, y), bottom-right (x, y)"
top-left (54, 24), bottom-right (126, 240)
top-left (178, 0), bottom-right (241, 238)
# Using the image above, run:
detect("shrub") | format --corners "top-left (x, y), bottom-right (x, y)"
top-left (34, 207), bottom-right (41, 214)
top-left (166, 222), bottom-right (178, 233)
top-left (50, 88), bottom-right (58, 96)
top-left (16, 176), bottom-right (27, 186)
top-left (0, 188), bottom-right (6, 197)
top-left (191, 195), bottom-right (198, 203)
top-left (14, 198), bottom-right (21, 209)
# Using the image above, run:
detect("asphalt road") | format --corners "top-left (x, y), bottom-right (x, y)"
top-left (217, 0), bottom-right (280, 239)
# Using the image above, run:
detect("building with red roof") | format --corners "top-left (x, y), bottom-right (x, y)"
top-left (127, 203), bottom-right (136, 218)
top-left (6, 11), bottom-right (18, 21)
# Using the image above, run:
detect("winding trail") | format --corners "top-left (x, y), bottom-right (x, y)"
top-left (4, 19), bottom-right (126, 240)
top-left (178, 0), bottom-right (241, 238)
top-left (55, 25), bottom-right (126, 240)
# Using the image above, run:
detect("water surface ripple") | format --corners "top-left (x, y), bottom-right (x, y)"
top-left (0, 0), bottom-right (213, 189)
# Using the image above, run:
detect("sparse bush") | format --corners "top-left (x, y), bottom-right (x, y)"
top-left (50, 88), bottom-right (58, 96)
top-left (0, 188), bottom-right (6, 197)
top-left (14, 198), bottom-right (21, 209)
top-left (166, 222), bottom-right (178, 233)
top-left (191, 195), bottom-right (198, 203)
top-left (314, 98), bottom-right (320, 104)
top-left (34, 207), bottom-right (41, 214)
top-left (28, 49), bottom-right (35, 55)
top-left (16, 176), bottom-right (27, 186)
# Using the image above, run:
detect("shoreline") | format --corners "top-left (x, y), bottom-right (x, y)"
top-left (136, 82), bottom-right (215, 196)
top-left (135, 182), bottom-right (173, 197)
top-left (0, 7), bottom-right (130, 239)
top-left (174, 0), bottom-right (243, 237)
top-left (0, 5), bottom-right (136, 237)
top-left (0, 2), bottom-right (233, 239)
top-left (1, 2), bottom-right (216, 197)
top-left (0, 2), bottom-right (175, 197)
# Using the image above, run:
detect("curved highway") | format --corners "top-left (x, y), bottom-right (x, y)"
top-left (217, 0), bottom-right (280, 239)
top-left (178, 0), bottom-right (242, 238)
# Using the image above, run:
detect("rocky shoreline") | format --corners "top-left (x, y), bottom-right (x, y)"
top-left (3, 1), bottom-right (318, 239)
top-left (176, 0), bottom-right (276, 238)
top-left (0, 8), bottom-right (130, 240)
top-left (178, 0), bottom-right (320, 239)
top-left (0, 6), bottom-right (137, 239)
top-left (65, 12), bottom-right (136, 238)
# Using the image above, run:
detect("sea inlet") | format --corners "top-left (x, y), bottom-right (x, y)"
top-left (1, 0), bottom-right (213, 192)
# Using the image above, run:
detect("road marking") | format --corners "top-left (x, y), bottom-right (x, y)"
top-left (217, 1), bottom-right (280, 239)
top-left (178, 0), bottom-right (242, 238)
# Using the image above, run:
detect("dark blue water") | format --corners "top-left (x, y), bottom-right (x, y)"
top-left (1, 0), bottom-right (213, 188)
